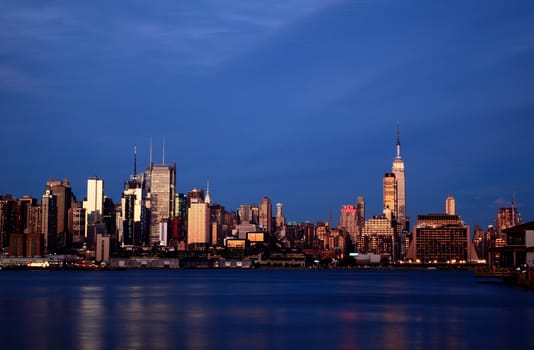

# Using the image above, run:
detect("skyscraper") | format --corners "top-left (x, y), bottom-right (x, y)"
top-left (187, 201), bottom-right (210, 249)
top-left (70, 202), bottom-right (85, 244)
top-left (45, 179), bottom-right (73, 249)
top-left (340, 205), bottom-right (358, 246)
top-left (407, 214), bottom-right (478, 263)
top-left (356, 196), bottom-right (365, 232)
top-left (392, 126), bottom-right (407, 230)
top-left (121, 147), bottom-right (148, 246)
top-left (383, 173), bottom-right (397, 219)
top-left (275, 203), bottom-right (286, 229)
top-left (0, 195), bottom-right (19, 253)
top-left (148, 163), bottom-right (176, 245)
top-left (41, 189), bottom-right (57, 253)
top-left (238, 204), bottom-right (258, 225)
top-left (259, 196), bottom-right (272, 233)
top-left (83, 177), bottom-right (104, 240)
top-left (446, 195), bottom-right (455, 215)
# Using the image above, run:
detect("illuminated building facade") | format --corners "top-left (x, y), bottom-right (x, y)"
top-left (383, 173), bottom-right (396, 219)
top-left (359, 215), bottom-right (394, 256)
top-left (83, 177), bottom-right (104, 240)
top-left (275, 203), bottom-right (286, 229)
top-left (121, 147), bottom-right (148, 246)
top-left (339, 205), bottom-right (357, 244)
top-left (238, 204), bottom-right (258, 225)
top-left (407, 214), bottom-right (478, 263)
top-left (148, 163), bottom-right (176, 245)
top-left (187, 201), bottom-right (210, 249)
top-left (446, 195), bottom-right (455, 215)
top-left (392, 127), bottom-right (407, 231)
top-left (496, 206), bottom-right (522, 234)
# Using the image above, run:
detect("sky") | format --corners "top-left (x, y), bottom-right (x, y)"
top-left (1, 0), bottom-right (533, 228)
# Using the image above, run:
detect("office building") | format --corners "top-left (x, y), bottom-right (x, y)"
top-left (148, 163), bottom-right (176, 245)
top-left (70, 203), bottom-right (85, 244)
top-left (340, 205), bottom-right (358, 244)
top-left (27, 204), bottom-right (42, 236)
top-left (95, 233), bottom-right (110, 263)
top-left (8, 233), bottom-right (24, 257)
top-left (407, 214), bottom-right (478, 263)
top-left (496, 206), bottom-right (522, 234)
top-left (275, 203), bottom-right (286, 229)
top-left (209, 203), bottom-right (226, 246)
top-left (446, 195), bottom-right (455, 215)
top-left (121, 147), bottom-right (148, 246)
top-left (26, 233), bottom-right (43, 257)
top-left (187, 201), bottom-right (210, 249)
top-left (18, 196), bottom-right (36, 234)
top-left (383, 173), bottom-right (397, 217)
top-left (41, 189), bottom-right (58, 253)
top-left (238, 204), bottom-right (258, 225)
top-left (359, 215), bottom-right (395, 256)
top-left (356, 196), bottom-right (365, 232)
top-left (187, 188), bottom-right (204, 206)
top-left (259, 197), bottom-right (272, 233)
top-left (45, 179), bottom-right (73, 242)
top-left (83, 177), bottom-right (104, 240)
top-left (0, 195), bottom-right (18, 251)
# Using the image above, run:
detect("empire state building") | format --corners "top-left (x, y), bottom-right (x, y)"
top-left (392, 127), bottom-right (407, 230)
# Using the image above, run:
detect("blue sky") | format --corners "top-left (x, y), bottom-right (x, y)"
top-left (1, 0), bottom-right (533, 228)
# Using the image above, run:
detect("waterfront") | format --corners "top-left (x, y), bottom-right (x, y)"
top-left (0, 269), bottom-right (533, 350)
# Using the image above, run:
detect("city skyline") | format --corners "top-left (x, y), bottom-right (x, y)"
top-left (1, 1), bottom-right (533, 227)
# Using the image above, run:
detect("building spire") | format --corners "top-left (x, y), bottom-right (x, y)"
top-left (205, 179), bottom-right (211, 204)
top-left (133, 145), bottom-right (137, 179)
top-left (396, 123), bottom-right (401, 159)
top-left (149, 137), bottom-right (153, 167)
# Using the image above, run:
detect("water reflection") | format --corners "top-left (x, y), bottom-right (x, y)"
top-left (77, 285), bottom-right (104, 350)
top-left (0, 270), bottom-right (533, 349)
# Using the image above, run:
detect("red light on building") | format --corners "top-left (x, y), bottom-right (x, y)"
top-left (341, 205), bottom-right (356, 214)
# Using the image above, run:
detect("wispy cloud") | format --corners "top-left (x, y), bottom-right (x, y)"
top-left (0, 1), bottom-right (330, 97)
top-left (0, 0), bottom-right (339, 83)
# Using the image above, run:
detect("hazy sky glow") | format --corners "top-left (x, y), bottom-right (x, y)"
top-left (1, 0), bottom-right (533, 228)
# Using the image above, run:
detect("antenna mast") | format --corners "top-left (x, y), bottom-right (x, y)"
top-left (149, 137), bottom-right (153, 167)
top-left (133, 145), bottom-right (137, 179)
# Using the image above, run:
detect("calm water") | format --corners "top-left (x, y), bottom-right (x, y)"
top-left (0, 269), bottom-right (532, 350)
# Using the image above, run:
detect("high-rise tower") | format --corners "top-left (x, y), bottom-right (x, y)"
top-left (149, 162), bottom-right (176, 246)
top-left (446, 195), bottom-right (455, 215)
top-left (121, 146), bottom-right (148, 246)
top-left (45, 179), bottom-right (73, 238)
top-left (392, 125), bottom-right (407, 230)
top-left (83, 177), bottom-right (104, 237)
top-left (383, 173), bottom-right (397, 219)
top-left (41, 189), bottom-right (57, 253)
top-left (259, 197), bottom-right (272, 233)
top-left (275, 203), bottom-right (286, 229)
top-left (356, 196), bottom-right (365, 232)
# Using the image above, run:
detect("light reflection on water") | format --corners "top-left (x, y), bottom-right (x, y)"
top-left (0, 270), bottom-right (533, 350)
top-left (78, 286), bottom-right (103, 350)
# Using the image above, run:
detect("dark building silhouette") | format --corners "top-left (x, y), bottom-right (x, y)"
top-left (45, 179), bottom-right (74, 249)
top-left (41, 190), bottom-right (57, 254)
top-left (0, 195), bottom-right (19, 252)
